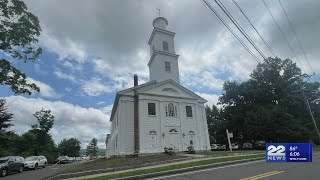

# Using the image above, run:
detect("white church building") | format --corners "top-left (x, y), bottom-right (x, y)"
top-left (106, 17), bottom-right (210, 156)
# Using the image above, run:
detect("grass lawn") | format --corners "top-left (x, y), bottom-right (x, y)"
top-left (88, 154), bottom-right (265, 180)
top-left (314, 145), bottom-right (320, 152)
top-left (60, 154), bottom-right (186, 174)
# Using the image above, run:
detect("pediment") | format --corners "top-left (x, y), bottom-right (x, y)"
top-left (137, 80), bottom-right (207, 102)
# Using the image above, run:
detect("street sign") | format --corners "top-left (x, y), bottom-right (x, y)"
top-left (266, 143), bottom-right (312, 162)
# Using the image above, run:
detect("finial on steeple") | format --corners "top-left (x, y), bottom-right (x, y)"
top-left (156, 8), bottom-right (160, 17)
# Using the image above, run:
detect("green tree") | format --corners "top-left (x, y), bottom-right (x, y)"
top-left (58, 138), bottom-right (81, 157)
top-left (87, 138), bottom-right (98, 156)
top-left (218, 57), bottom-right (320, 144)
top-left (0, 99), bottom-right (13, 131)
top-left (206, 104), bottom-right (223, 144)
top-left (32, 108), bottom-right (54, 133)
top-left (0, 0), bottom-right (42, 94)
top-left (0, 99), bottom-right (14, 156)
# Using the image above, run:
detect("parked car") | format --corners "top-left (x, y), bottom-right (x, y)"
top-left (211, 144), bottom-right (227, 151)
top-left (54, 156), bottom-right (69, 164)
top-left (231, 143), bottom-right (240, 150)
top-left (0, 156), bottom-right (24, 177)
top-left (255, 140), bottom-right (266, 150)
top-left (243, 142), bottom-right (253, 150)
top-left (24, 156), bottom-right (47, 169)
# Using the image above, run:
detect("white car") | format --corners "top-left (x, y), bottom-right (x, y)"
top-left (24, 156), bottom-right (47, 169)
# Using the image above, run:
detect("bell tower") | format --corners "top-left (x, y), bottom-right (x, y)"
top-left (148, 17), bottom-right (180, 84)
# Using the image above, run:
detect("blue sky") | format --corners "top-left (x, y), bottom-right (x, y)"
top-left (1, 0), bottom-right (319, 148)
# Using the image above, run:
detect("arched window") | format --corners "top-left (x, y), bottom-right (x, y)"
top-left (168, 103), bottom-right (175, 116)
top-left (163, 41), bottom-right (169, 52)
top-left (189, 131), bottom-right (195, 134)
top-left (149, 130), bottom-right (157, 135)
top-left (165, 103), bottom-right (178, 117)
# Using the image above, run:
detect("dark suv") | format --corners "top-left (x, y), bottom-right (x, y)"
top-left (0, 156), bottom-right (24, 177)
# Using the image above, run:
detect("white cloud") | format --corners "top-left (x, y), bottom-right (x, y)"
top-left (54, 68), bottom-right (78, 83)
top-left (27, 77), bottom-right (60, 98)
top-left (196, 92), bottom-right (220, 108)
top-left (82, 78), bottom-right (113, 96)
top-left (100, 104), bottom-right (113, 115)
top-left (5, 96), bottom-right (111, 149)
top-left (40, 31), bottom-right (87, 63)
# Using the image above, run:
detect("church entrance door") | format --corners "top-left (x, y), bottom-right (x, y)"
top-left (167, 129), bottom-right (179, 150)
top-left (148, 131), bottom-right (158, 152)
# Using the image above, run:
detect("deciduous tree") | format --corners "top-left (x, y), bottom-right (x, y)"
top-left (0, 0), bottom-right (42, 94)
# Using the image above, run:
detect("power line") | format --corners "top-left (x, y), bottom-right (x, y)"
top-left (201, 0), bottom-right (296, 102)
top-left (232, 0), bottom-right (277, 58)
top-left (216, 0), bottom-right (294, 94)
top-left (214, 0), bottom-right (267, 60)
top-left (262, 0), bottom-right (306, 73)
top-left (201, 0), bottom-right (261, 64)
top-left (278, 0), bottom-right (314, 74)
top-left (202, 0), bottom-right (320, 141)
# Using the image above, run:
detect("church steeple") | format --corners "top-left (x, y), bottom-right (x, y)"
top-left (148, 17), bottom-right (180, 84)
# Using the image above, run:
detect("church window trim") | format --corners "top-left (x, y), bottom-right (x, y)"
top-left (162, 88), bottom-right (178, 92)
top-left (169, 129), bottom-right (178, 133)
top-left (165, 61), bottom-right (171, 72)
top-left (168, 103), bottom-right (175, 116)
top-left (163, 41), bottom-right (169, 52)
top-left (149, 130), bottom-right (157, 135)
top-left (148, 102), bottom-right (156, 116)
top-left (186, 106), bottom-right (193, 117)
top-left (165, 103), bottom-right (178, 117)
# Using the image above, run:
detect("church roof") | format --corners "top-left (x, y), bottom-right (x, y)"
top-left (109, 79), bottom-right (207, 122)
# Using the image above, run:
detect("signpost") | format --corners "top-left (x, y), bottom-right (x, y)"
top-left (226, 129), bottom-right (233, 152)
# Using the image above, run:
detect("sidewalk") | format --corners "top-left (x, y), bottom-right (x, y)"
top-left (60, 153), bottom-right (264, 180)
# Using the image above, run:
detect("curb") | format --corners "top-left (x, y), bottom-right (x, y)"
top-left (114, 157), bottom-right (264, 180)
top-left (46, 157), bottom-right (192, 180)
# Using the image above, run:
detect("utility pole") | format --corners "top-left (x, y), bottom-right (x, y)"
top-left (302, 91), bottom-right (320, 140)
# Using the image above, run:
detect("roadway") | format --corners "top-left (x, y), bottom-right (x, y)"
top-left (147, 153), bottom-right (320, 180)
top-left (1, 162), bottom-right (82, 180)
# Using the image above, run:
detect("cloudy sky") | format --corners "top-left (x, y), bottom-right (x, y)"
top-left (1, 0), bottom-right (319, 148)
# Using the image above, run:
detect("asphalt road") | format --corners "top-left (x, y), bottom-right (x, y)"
top-left (147, 153), bottom-right (320, 180)
top-left (1, 162), bottom-right (83, 180)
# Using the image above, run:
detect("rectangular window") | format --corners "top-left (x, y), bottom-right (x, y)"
top-left (186, 106), bottom-right (193, 117)
top-left (148, 103), bottom-right (156, 115)
top-left (165, 61), bottom-right (171, 72)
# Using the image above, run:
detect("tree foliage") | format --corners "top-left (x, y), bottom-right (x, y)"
top-left (0, 0), bottom-right (42, 94)
top-left (207, 57), bottom-right (320, 145)
top-left (0, 108), bottom-right (59, 163)
top-left (32, 108), bottom-right (54, 133)
top-left (58, 138), bottom-right (81, 157)
top-left (87, 138), bottom-right (98, 156)
top-left (0, 99), bottom-right (13, 131)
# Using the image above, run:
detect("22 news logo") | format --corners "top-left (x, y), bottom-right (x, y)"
top-left (267, 144), bottom-right (286, 162)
